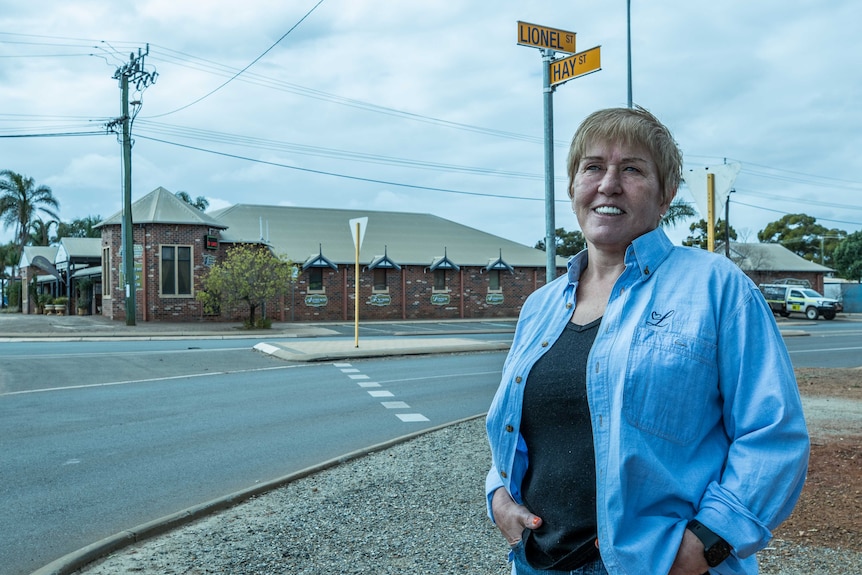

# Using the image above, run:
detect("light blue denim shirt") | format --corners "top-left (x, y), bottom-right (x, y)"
top-left (486, 228), bottom-right (809, 575)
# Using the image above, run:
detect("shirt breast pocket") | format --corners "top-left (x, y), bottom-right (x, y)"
top-left (623, 327), bottom-right (718, 445)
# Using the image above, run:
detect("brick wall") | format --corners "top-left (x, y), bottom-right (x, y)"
top-left (99, 222), bottom-right (563, 323)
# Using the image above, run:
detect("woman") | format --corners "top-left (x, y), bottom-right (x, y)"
top-left (485, 107), bottom-right (809, 575)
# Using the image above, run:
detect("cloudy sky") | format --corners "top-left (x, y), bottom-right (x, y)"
top-left (1, 0), bottom-right (860, 253)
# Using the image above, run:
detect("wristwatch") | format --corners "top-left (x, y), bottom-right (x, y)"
top-left (687, 519), bottom-right (732, 567)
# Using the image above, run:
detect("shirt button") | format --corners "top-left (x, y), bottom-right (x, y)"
top-left (501, 471), bottom-right (508, 478)
top-left (541, 341), bottom-right (548, 347)
top-left (506, 425), bottom-right (514, 432)
top-left (566, 302), bottom-right (573, 309)
top-left (515, 376), bottom-right (522, 383)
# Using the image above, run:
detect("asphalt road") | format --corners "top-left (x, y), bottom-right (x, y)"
top-left (0, 342), bottom-right (505, 575)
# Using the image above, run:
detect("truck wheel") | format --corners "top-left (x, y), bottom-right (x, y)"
top-left (779, 311), bottom-right (790, 318)
top-left (805, 307), bottom-right (819, 320)
top-left (823, 311), bottom-right (836, 320)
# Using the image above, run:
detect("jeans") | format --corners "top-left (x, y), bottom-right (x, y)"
top-left (510, 540), bottom-right (608, 575)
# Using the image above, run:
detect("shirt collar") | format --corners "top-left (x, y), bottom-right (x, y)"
top-left (565, 228), bottom-right (674, 283)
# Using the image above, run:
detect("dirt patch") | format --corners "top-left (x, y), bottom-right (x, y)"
top-left (770, 368), bottom-right (862, 552)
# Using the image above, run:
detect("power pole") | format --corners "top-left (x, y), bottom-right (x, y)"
top-left (111, 46), bottom-right (157, 326)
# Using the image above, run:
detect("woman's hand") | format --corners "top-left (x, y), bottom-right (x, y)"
top-left (490, 488), bottom-right (543, 546)
top-left (668, 528), bottom-right (710, 575)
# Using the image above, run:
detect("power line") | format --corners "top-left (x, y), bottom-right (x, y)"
top-left (135, 134), bottom-right (553, 202)
top-left (145, 0), bottom-right (325, 119)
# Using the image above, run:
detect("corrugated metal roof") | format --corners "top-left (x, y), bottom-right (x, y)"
top-left (98, 187), bottom-right (226, 229)
top-left (209, 204), bottom-right (565, 268)
top-left (57, 237), bottom-right (101, 259)
top-left (731, 242), bottom-right (834, 272)
top-left (19, 246), bottom-right (58, 267)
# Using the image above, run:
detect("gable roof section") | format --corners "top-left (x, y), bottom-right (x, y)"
top-left (56, 237), bottom-right (101, 261)
top-left (209, 204), bottom-right (564, 268)
top-left (19, 246), bottom-right (59, 268)
top-left (730, 242), bottom-right (834, 273)
top-left (98, 186), bottom-right (226, 229)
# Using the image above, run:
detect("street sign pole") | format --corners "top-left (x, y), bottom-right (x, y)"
top-left (542, 49), bottom-right (556, 284)
top-left (354, 222), bottom-right (360, 347)
top-left (348, 217), bottom-right (367, 348)
top-left (518, 21), bottom-right (600, 284)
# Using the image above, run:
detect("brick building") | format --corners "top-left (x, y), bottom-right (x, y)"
top-left (96, 187), bottom-right (567, 323)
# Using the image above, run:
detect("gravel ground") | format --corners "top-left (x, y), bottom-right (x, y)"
top-left (73, 414), bottom-right (860, 575)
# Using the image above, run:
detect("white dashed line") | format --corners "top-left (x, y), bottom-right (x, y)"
top-left (396, 413), bottom-right (430, 422)
top-left (336, 362), bottom-right (427, 422)
top-left (380, 401), bottom-right (410, 409)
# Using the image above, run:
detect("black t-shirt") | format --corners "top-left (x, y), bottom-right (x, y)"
top-left (520, 319), bottom-right (600, 570)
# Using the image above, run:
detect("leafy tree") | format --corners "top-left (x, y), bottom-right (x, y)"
top-left (757, 213), bottom-right (845, 265)
top-left (175, 191), bottom-right (209, 211)
top-left (683, 218), bottom-right (737, 250)
top-left (0, 170), bottom-right (60, 259)
top-left (0, 241), bottom-right (18, 308)
top-left (831, 231), bottom-right (862, 280)
top-left (661, 199), bottom-right (697, 229)
top-left (197, 244), bottom-right (293, 327)
top-left (535, 227), bottom-right (586, 257)
top-left (54, 215), bottom-right (102, 241)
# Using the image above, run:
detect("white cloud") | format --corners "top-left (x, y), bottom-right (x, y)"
top-left (1, 0), bottom-right (860, 249)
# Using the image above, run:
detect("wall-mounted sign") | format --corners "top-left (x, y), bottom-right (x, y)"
top-left (305, 294), bottom-right (328, 307)
top-left (202, 254), bottom-right (217, 267)
top-left (204, 234), bottom-right (219, 250)
top-left (486, 293), bottom-right (504, 305)
top-left (368, 293), bottom-right (391, 307)
top-left (431, 293), bottom-right (450, 306)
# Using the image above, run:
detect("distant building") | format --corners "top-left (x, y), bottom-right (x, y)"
top-left (728, 242), bottom-right (834, 294)
top-left (93, 186), bottom-right (567, 323)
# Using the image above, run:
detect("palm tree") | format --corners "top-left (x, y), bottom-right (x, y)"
top-left (29, 217), bottom-right (58, 246)
top-left (0, 241), bottom-right (17, 308)
top-left (175, 191), bottom-right (209, 211)
top-left (0, 170), bottom-right (60, 259)
top-left (661, 199), bottom-right (697, 229)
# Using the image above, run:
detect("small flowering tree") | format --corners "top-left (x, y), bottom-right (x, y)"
top-left (198, 244), bottom-right (293, 327)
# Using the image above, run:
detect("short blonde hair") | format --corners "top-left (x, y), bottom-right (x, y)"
top-left (566, 107), bottom-right (682, 204)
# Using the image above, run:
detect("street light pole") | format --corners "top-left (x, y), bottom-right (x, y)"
top-left (627, 0), bottom-right (633, 108)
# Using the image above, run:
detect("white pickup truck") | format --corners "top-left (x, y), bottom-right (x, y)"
top-left (759, 283), bottom-right (842, 320)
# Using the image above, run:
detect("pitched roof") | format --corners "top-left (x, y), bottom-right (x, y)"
top-left (19, 246), bottom-right (58, 267)
top-left (57, 237), bottom-right (101, 260)
top-left (98, 186), bottom-right (226, 229)
top-left (209, 204), bottom-right (565, 268)
top-left (730, 242), bottom-right (834, 273)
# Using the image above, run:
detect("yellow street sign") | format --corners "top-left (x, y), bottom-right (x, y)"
top-left (550, 46), bottom-right (601, 86)
top-left (517, 21), bottom-right (576, 54)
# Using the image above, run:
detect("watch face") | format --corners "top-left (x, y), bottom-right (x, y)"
top-left (705, 540), bottom-right (732, 567)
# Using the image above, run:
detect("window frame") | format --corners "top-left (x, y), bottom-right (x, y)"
top-left (307, 267), bottom-right (325, 293)
top-left (160, 244), bottom-right (194, 297)
top-left (372, 267), bottom-right (389, 293)
top-left (488, 269), bottom-right (502, 292)
top-left (101, 246), bottom-right (111, 298)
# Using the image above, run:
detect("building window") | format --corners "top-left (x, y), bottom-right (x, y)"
top-left (101, 246), bottom-right (111, 298)
top-left (373, 268), bottom-right (388, 292)
top-left (489, 269), bottom-right (502, 291)
top-left (433, 269), bottom-right (447, 291)
top-left (308, 268), bottom-right (324, 291)
top-left (161, 245), bottom-right (192, 296)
